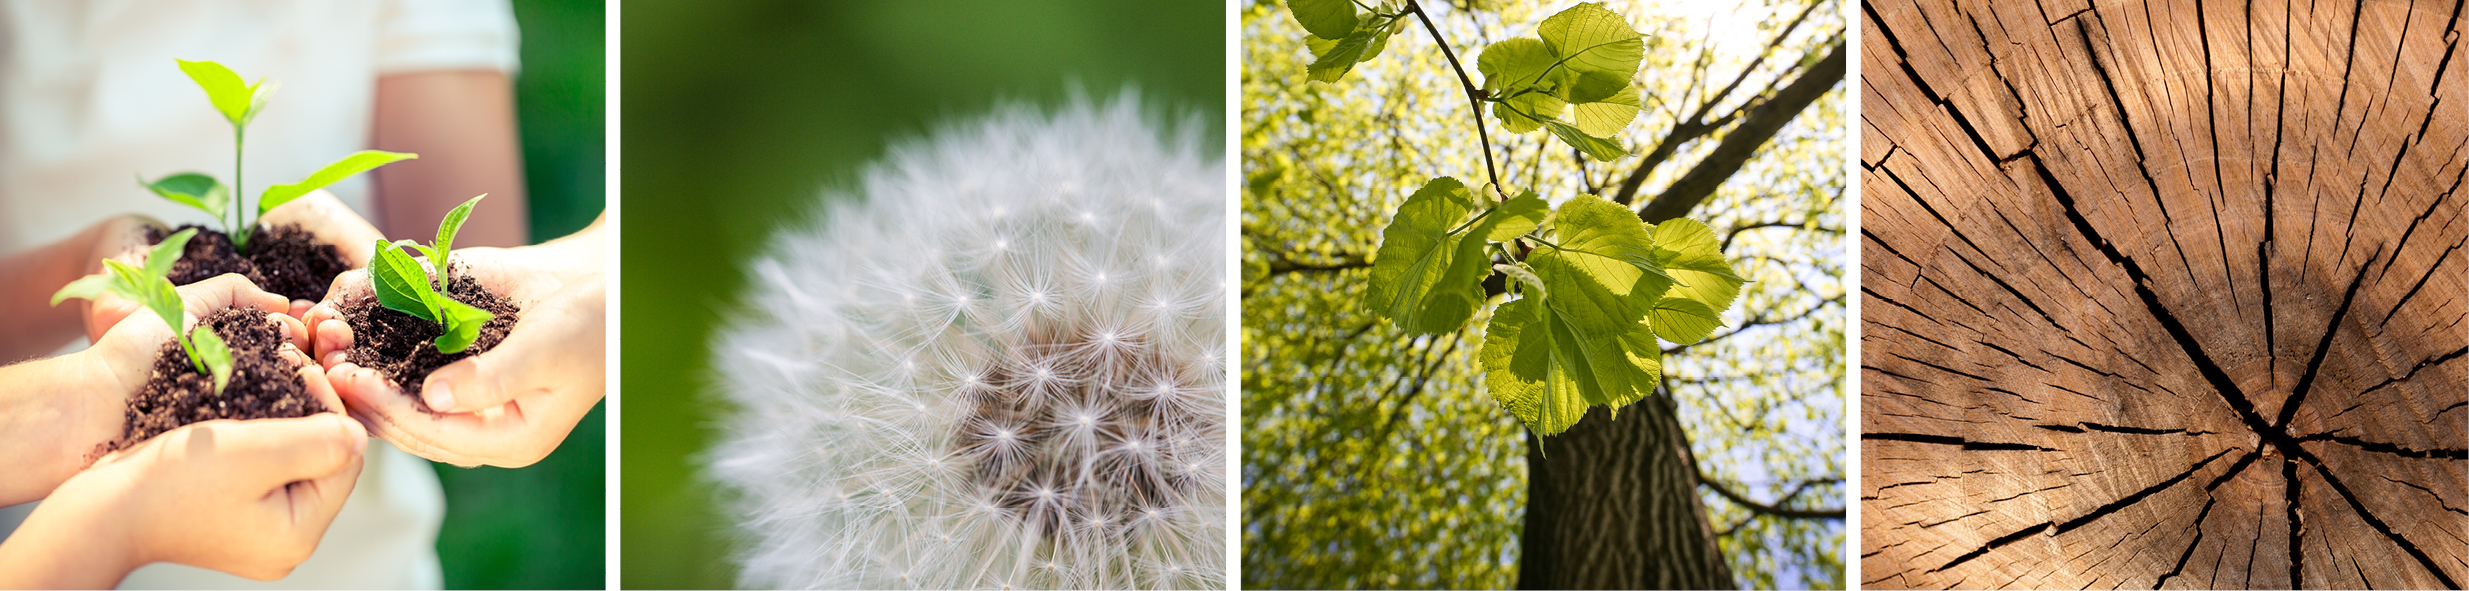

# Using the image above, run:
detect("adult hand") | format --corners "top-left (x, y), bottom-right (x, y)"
top-left (3, 274), bottom-right (307, 507)
top-left (256, 190), bottom-right (386, 318)
top-left (40, 215), bottom-right (164, 348)
top-left (0, 414), bottom-right (368, 588)
top-left (306, 232), bottom-right (605, 468)
top-left (256, 189), bottom-right (386, 269)
top-left (80, 192), bottom-right (375, 340)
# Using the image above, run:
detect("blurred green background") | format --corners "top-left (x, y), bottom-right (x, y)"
top-left (429, 0), bottom-right (604, 588)
top-left (619, 1), bottom-right (1222, 588)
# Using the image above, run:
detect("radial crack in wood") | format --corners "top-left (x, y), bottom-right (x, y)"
top-left (1861, 0), bottom-right (2469, 588)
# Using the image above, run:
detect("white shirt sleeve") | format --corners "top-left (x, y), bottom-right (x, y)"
top-left (372, 0), bottom-right (520, 75)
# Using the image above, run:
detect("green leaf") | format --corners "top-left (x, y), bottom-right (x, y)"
top-left (1566, 80), bottom-right (1641, 137)
top-left (1525, 194), bottom-right (1665, 336)
top-left (175, 59), bottom-right (259, 125)
top-left (1645, 218), bottom-right (1746, 344)
top-left (1480, 295), bottom-right (1662, 435)
top-left (1476, 38), bottom-right (1564, 133)
top-left (1536, 3), bottom-right (1644, 81)
top-left (1648, 296), bottom-right (1724, 344)
top-left (1306, 20), bottom-right (1392, 83)
top-left (142, 173), bottom-right (229, 220)
top-left (1478, 191), bottom-right (1549, 241)
top-left (259, 150), bottom-right (417, 215)
top-left (432, 297), bottom-right (496, 354)
top-left (105, 259), bottom-right (185, 345)
top-left (1543, 119), bottom-right (1627, 160)
top-left (369, 239), bottom-right (441, 323)
top-left (144, 228), bottom-right (199, 280)
top-left (434, 194), bottom-right (485, 276)
top-left (1423, 192), bottom-right (1542, 324)
top-left (1562, 69), bottom-right (1627, 104)
top-left (1286, 0), bottom-right (1359, 40)
top-left (187, 325), bottom-right (234, 394)
top-left (1366, 177), bottom-right (1482, 334)
top-left (50, 274), bottom-right (118, 307)
top-left (1495, 262), bottom-right (1547, 296)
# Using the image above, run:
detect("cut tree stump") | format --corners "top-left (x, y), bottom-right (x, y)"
top-left (1860, 0), bottom-right (2469, 589)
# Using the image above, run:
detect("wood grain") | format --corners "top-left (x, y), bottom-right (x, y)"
top-left (1860, 0), bottom-right (2469, 588)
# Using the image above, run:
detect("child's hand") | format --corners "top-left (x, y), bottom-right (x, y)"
top-left (15, 274), bottom-right (307, 506)
top-left (315, 272), bottom-right (604, 468)
top-left (255, 191), bottom-right (386, 318)
top-left (303, 218), bottom-right (604, 468)
top-left (69, 215), bottom-right (165, 345)
top-left (0, 414), bottom-right (367, 587)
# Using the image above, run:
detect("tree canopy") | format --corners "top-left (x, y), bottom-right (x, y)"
top-left (1241, 0), bottom-right (1847, 588)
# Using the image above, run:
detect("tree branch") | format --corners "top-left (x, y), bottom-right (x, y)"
top-left (1722, 219), bottom-right (1844, 251)
top-left (1700, 472), bottom-right (1845, 519)
top-left (1666, 290), bottom-right (1845, 354)
top-left (1405, 0), bottom-right (1508, 199)
top-left (1611, 1), bottom-right (1827, 207)
top-left (1268, 257), bottom-right (1373, 274)
top-left (1637, 39), bottom-right (1844, 223)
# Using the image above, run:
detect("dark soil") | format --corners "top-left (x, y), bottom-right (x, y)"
top-left (147, 224), bottom-right (350, 302)
top-left (113, 307), bottom-right (323, 453)
top-left (338, 267), bottom-right (520, 412)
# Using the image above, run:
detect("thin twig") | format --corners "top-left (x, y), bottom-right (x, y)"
top-left (1700, 473), bottom-right (1845, 519)
top-left (1405, 0), bottom-right (1508, 200)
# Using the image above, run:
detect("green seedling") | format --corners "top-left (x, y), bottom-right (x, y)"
top-left (369, 195), bottom-right (495, 354)
top-left (51, 229), bottom-right (235, 393)
top-left (143, 59), bottom-right (416, 249)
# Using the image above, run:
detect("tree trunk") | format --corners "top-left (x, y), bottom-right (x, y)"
top-left (1519, 398), bottom-right (1736, 590)
top-left (1861, 0), bottom-right (2468, 589)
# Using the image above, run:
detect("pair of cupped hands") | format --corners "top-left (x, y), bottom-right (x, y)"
top-left (27, 193), bottom-right (601, 583)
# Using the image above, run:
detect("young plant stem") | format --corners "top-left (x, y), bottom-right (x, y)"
top-left (231, 125), bottom-right (247, 247)
top-left (1405, 0), bottom-right (1508, 201)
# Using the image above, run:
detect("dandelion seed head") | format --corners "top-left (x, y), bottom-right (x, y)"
top-left (709, 93), bottom-right (1224, 590)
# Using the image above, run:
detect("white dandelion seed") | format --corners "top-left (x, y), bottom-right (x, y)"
top-left (708, 93), bottom-right (1226, 590)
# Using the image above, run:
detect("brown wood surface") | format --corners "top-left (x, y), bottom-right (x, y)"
top-left (1860, 0), bottom-right (2469, 588)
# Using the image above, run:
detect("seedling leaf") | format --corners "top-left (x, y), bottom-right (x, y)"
top-left (432, 194), bottom-right (485, 291)
top-left (50, 274), bottom-right (116, 306)
top-left (142, 173), bottom-right (229, 220)
top-left (53, 229), bottom-right (197, 307)
top-left (105, 259), bottom-right (185, 339)
top-left (432, 298), bottom-right (496, 354)
top-left (175, 59), bottom-right (259, 126)
top-left (369, 240), bottom-right (441, 323)
top-left (143, 227), bottom-right (199, 280)
top-left (259, 150), bottom-right (417, 214)
top-left (187, 325), bottom-right (234, 393)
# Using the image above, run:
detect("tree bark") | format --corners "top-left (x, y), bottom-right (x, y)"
top-left (1520, 399), bottom-right (1737, 590)
top-left (1861, 0), bottom-right (2469, 589)
top-left (1514, 16), bottom-right (1847, 591)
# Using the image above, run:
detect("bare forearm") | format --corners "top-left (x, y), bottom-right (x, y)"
top-left (0, 351), bottom-right (118, 506)
top-left (371, 70), bottom-right (529, 247)
top-left (530, 214), bottom-right (606, 282)
top-left (0, 488), bottom-right (138, 589)
top-left (0, 227), bottom-right (102, 361)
